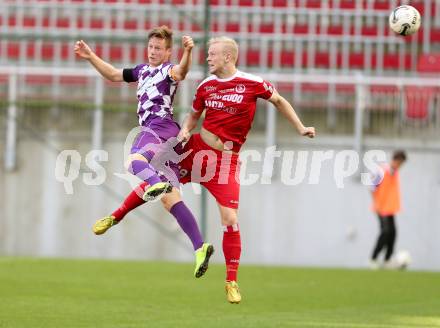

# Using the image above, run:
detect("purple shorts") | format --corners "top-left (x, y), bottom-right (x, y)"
top-left (131, 116), bottom-right (182, 186)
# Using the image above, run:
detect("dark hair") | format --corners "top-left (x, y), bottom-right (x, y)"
top-left (393, 150), bottom-right (407, 162)
top-left (148, 25), bottom-right (173, 49)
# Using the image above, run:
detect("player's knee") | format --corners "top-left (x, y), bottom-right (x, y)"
top-left (221, 213), bottom-right (238, 226)
top-left (125, 154), bottom-right (148, 171)
top-left (161, 190), bottom-right (181, 211)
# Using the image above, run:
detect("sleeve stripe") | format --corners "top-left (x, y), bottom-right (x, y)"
top-left (123, 68), bottom-right (136, 83)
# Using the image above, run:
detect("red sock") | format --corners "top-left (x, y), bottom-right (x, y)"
top-left (112, 182), bottom-right (148, 221)
top-left (222, 224), bottom-right (241, 282)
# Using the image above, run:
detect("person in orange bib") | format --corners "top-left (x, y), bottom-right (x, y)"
top-left (370, 150), bottom-right (407, 269)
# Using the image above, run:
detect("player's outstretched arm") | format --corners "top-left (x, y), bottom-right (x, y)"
top-left (177, 110), bottom-right (202, 142)
top-left (268, 90), bottom-right (316, 138)
top-left (170, 36), bottom-right (194, 81)
top-left (74, 40), bottom-right (123, 82)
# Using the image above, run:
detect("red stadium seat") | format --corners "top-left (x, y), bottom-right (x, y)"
top-left (272, 0), bottom-right (288, 7)
top-left (373, 1), bottom-right (392, 10)
top-left (245, 49), bottom-right (260, 66)
top-left (42, 17), bottom-right (50, 28)
top-left (361, 26), bottom-right (379, 37)
top-left (124, 20), bottom-right (138, 30)
top-left (301, 83), bottom-right (329, 92)
top-left (431, 28), bottom-right (440, 42)
top-left (109, 46), bottom-right (123, 61)
top-left (26, 43), bottom-right (35, 59)
top-left (315, 52), bottom-right (330, 68)
top-left (238, 0), bottom-right (254, 6)
top-left (23, 16), bottom-right (36, 27)
top-left (417, 53), bottom-right (440, 73)
top-left (377, 53), bottom-right (412, 70)
top-left (91, 18), bottom-right (104, 29)
top-left (339, 0), bottom-right (356, 9)
top-left (293, 25), bottom-right (309, 34)
top-left (280, 50), bottom-right (295, 67)
top-left (41, 43), bottom-right (55, 60)
top-left (305, 0), bottom-right (321, 8)
top-left (7, 42), bottom-right (19, 59)
top-left (259, 24), bottom-right (274, 34)
top-left (406, 52), bottom-right (439, 122)
top-left (7, 16), bottom-right (17, 27)
top-left (336, 84), bottom-right (355, 93)
top-left (61, 44), bottom-right (71, 60)
top-left (276, 82), bottom-right (293, 93)
top-left (225, 23), bottom-right (240, 33)
top-left (327, 25), bottom-right (343, 35)
top-left (57, 18), bottom-right (70, 28)
top-left (59, 76), bottom-right (89, 85)
top-left (349, 53), bottom-right (364, 69)
top-left (403, 86), bottom-right (435, 120)
top-left (24, 75), bottom-right (54, 85)
top-left (370, 85), bottom-right (399, 94)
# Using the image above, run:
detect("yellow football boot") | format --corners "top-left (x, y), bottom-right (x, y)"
top-left (225, 281), bottom-right (241, 304)
top-left (93, 215), bottom-right (118, 235)
top-left (194, 243), bottom-right (214, 278)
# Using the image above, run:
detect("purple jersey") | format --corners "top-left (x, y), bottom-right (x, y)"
top-left (130, 62), bottom-right (178, 126)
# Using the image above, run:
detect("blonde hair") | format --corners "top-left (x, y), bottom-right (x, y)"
top-left (208, 36), bottom-right (238, 63)
top-left (148, 25), bottom-right (173, 49)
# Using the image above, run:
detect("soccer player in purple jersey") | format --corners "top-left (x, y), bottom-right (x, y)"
top-left (74, 26), bottom-right (214, 278)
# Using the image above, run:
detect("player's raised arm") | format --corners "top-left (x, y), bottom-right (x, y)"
top-left (74, 40), bottom-right (123, 82)
top-left (169, 36), bottom-right (194, 81)
top-left (268, 90), bottom-right (316, 138)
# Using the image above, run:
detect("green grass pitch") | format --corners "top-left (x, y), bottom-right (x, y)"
top-left (0, 258), bottom-right (439, 328)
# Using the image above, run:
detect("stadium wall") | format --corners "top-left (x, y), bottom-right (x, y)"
top-left (1, 137), bottom-right (439, 271)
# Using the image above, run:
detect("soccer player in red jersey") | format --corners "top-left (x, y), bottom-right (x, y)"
top-left (103, 36), bottom-right (315, 303)
top-left (177, 36), bottom-right (315, 303)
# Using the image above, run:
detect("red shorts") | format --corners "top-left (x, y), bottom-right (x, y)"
top-left (179, 134), bottom-right (240, 209)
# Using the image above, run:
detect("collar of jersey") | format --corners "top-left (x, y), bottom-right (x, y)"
top-left (215, 70), bottom-right (239, 82)
top-left (147, 61), bottom-right (169, 71)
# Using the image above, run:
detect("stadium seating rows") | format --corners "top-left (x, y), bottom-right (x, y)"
top-left (2, 15), bottom-right (439, 42)
top-left (2, 0), bottom-right (439, 72)
top-left (29, 0), bottom-right (427, 11)
top-left (1, 40), bottom-right (416, 71)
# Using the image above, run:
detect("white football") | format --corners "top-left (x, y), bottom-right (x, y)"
top-left (389, 5), bottom-right (421, 36)
top-left (395, 250), bottom-right (412, 269)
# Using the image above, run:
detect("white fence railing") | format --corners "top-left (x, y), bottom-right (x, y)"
top-left (1, 66), bottom-right (440, 171)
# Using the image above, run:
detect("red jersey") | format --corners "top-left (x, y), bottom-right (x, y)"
top-left (192, 70), bottom-right (275, 153)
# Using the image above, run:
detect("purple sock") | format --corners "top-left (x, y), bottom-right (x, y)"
top-left (129, 160), bottom-right (162, 186)
top-left (170, 201), bottom-right (204, 250)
